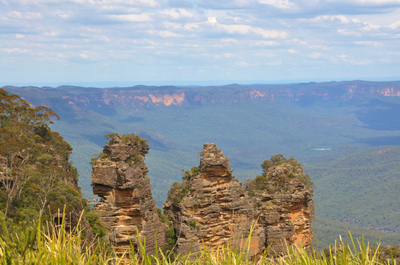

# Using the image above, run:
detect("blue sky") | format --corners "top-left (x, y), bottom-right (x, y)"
top-left (1, 0), bottom-right (400, 86)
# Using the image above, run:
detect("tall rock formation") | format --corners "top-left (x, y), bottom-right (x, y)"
top-left (91, 134), bottom-right (166, 255)
top-left (163, 143), bottom-right (260, 256)
top-left (246, 154), bottom-right (315, 254)
top-left (163, 143), bottom-right (314, 257)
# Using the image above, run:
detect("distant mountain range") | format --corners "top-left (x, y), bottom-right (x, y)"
top-left (4, 80), bottom-right (400, 248)
top-left (6, 80), bottom-right (400, 109)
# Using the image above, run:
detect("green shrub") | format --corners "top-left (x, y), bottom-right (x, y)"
top-left (167, 182), bottom-right (191, 207)
top-left (84, 211), bottom-right (106, 237)
top-left (105, 133), bottom-right (148, 145)
top-left (245, 175), bottom-right (271, 196)
top-left (182, 166), bottom-right (200, 180)
top-left (128, 153), bottom-right (143, 165)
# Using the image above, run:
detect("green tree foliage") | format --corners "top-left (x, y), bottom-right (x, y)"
top-left (246, 154), bottom-right (313, 195)
top-left (0, 88), bottom-right (89, 230)
top-left (167, 182), bottom-right (191, 207)
top-left (104, 132), bottom-right (148, 145)
top-left (182, 166), bottom-right (200, 180)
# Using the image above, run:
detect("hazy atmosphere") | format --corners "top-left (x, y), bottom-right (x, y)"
top-left (1, 0), bottom-right (400, 86)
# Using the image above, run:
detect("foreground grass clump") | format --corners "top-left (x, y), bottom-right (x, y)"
top-left (0, 216), bottom-right (398, 265)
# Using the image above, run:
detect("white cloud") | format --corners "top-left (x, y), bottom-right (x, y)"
top-left (234, 61), bottom-right (249, 66)
top-left (258, 0), bottom-right (296, 9)
top-left (3, 48), bottom-right (30, 53)
top-left (183, 23), bottom-right (199, 30)
top-left (335, 54), bottom-right (372, 65)
top-left (207, 17), bottom-right (217, 24)
top-left (56, 11), bottom-right (70, 19)
top-left (254, 40), bottom-right (279, 46)
top-left (219, 24), bottom-right (288, 38)
top-left (354, 40), bottom-right (380, 46)
top-left (388, 20), bottom-right (400, 29)
top-left (309, 52), bottom-right (322, 59)
top-left (148, 30), bottom-right (184, 38)
top-left (360, 23), bottom-right (380, 31)
top-left (44, 31), bottom-right (59, 37)
top-left (332, 0), bottom-right (400, 5)
top-left (92, 0), bottom-right (161, 8)
top-left (160, 8), bottom-right (194, 19)
top-left (7, 11), bottom-right (42, 20)
top-left (337, 28), bottom-right (362, 37)
top-left (300, 15), bottom-right (361, 24)
top-left (108, 13), bottom-right (152, 22)
top-left (1, 0), bottom-right (400, 83)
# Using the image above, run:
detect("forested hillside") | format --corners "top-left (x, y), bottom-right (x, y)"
top-left (307, 146), bottom-right (400, 234)
top-left (0, 89), bottom-right (100, 236)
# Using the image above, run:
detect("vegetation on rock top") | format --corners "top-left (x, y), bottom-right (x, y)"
top-left (246, 154), bottom-right (313, 196)
top-left (105, 132), bottom-right (148, 145)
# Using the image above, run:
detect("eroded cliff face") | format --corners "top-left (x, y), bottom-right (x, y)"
top-left (248, 155), bottom-right (315, 255)
top-left (163, 144), bottom-right (314, 257)
top-left (91, 134), bottom-right (166, 255)
top-left (163, 143), bottom-right (260, 256)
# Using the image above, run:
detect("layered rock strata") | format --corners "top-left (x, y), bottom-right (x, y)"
top-left (248, 155), bottom-right (315, 255)
top-left (91, 134), bottom-right (166, 255)
top-left (163, 143), bottom-right (261, 256)
top-left (163, 144), bottom-right (314, 257)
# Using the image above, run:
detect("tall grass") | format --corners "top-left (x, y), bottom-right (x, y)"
top-left (0, 215), bottom-right (397, 265)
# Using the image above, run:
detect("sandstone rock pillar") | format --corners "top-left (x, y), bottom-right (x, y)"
top-left (91, 134), bottom-right (166, 255)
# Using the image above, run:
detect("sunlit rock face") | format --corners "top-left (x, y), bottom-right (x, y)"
top-left (91, 135), bottom-right (166, 255)
top-left (253, 155), bottom-right (315, 255)
top-left (164, 143), bottom-right (314, 258)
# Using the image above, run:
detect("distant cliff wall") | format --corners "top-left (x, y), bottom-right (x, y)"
top-left (6, 81), bottom-right (400, 111)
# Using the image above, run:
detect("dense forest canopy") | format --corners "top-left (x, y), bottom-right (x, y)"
top-left (0, 88), bottom-right (87, 228)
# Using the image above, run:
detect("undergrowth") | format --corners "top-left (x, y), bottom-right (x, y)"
top-left (0, 212), bottom-right (397, 265)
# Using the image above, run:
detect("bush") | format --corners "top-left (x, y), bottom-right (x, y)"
top-left (182, 166), bottom-right (200, 180)
top-left (105, 133), bottom-right (148, 145)
top-left (245, 175), bottom-right (271, 196)
top-left (167, 182), bottom-right (191, 207)
top-left (84, 211), bottom-right (106, 237)
top-left (128, 153), bottom-right (143, 165)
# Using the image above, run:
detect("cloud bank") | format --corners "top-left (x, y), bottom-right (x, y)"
top-left (1, 0), bottom-right (400, 84)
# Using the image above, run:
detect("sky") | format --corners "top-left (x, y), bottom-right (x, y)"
top-left (1, 0), bottom-right (400, 86)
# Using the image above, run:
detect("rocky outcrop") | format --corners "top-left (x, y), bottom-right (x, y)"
top-left (91, 134), bottom-right (166, 255)
top-left (163, 143), bottom-right (259, 256)
top-left (248, 154), bottom-right (315, 255)
top-left (163, 144), bottom-right (314, 257)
